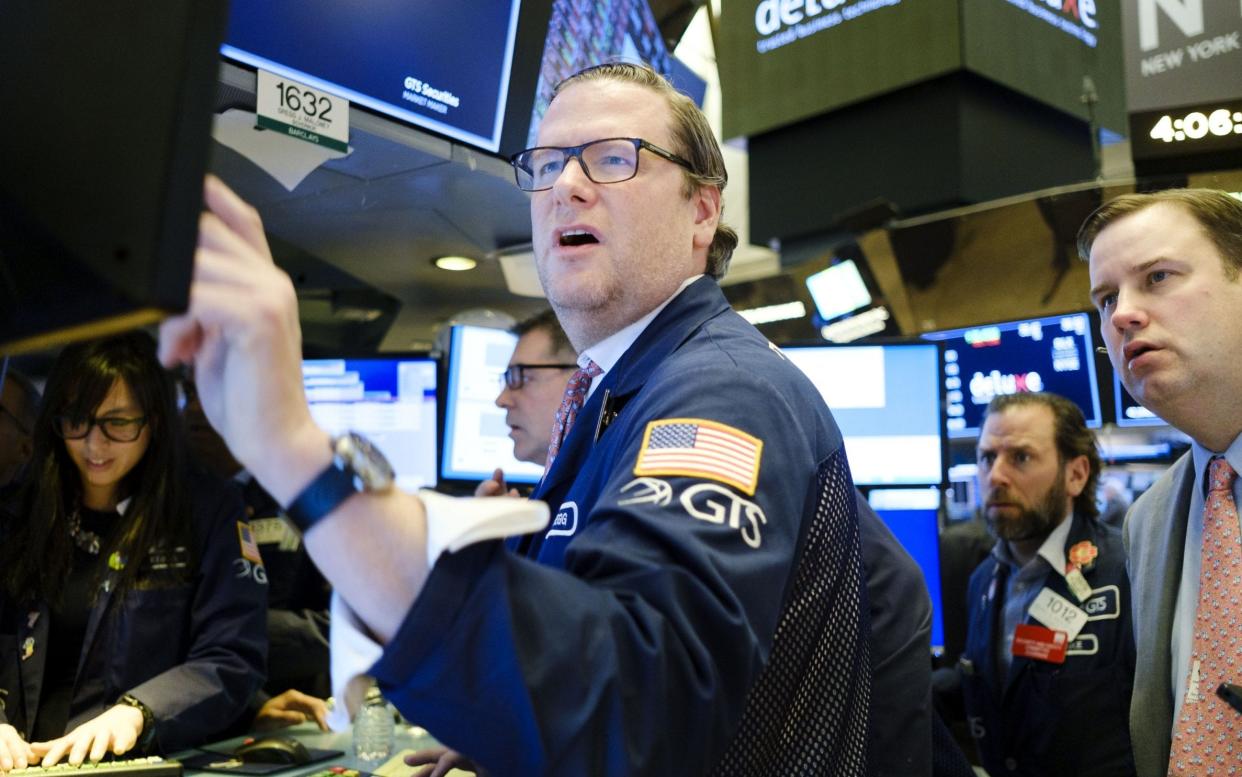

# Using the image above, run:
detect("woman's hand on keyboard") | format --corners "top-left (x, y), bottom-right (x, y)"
top-left (0, 723), bottom-right (34, 771)
top-left (30, 704), bottom-right (144, 766)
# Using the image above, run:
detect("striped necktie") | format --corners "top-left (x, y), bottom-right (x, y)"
top-left (1169, 457), bottom-right (1242, 776)
top-left (545, 360), bottom-right (602, 469)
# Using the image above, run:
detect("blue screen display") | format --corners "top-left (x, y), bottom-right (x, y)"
top-left (1113, 372), bottom-right (1166, 427)
top-left (223, 0), bottom-right (522, 152)
top-left (303, 356), bottom-right (439, 491)
top-left (922, 313), bottom-right (1102, 438)
top-left (868, 488), bottom-right (946, 654)
top-left (441, 325), bottom-right (547, 486)
top-left (783, 343), bottom-right (944, 486)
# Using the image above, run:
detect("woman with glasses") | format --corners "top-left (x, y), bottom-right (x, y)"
top-left (0, 332), bottom-right (266, 769)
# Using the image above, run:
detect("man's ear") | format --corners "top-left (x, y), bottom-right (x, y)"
top-left (1063, 454), bottom-right (1090, 498)
top-left (691, 184), bottom-right (721, 253)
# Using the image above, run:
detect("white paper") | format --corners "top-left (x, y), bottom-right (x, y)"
top-left (211, 108), bottom-right (350, 191)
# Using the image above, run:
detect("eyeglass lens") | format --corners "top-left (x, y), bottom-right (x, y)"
top-left (59, 416), bottom-right (145, 442)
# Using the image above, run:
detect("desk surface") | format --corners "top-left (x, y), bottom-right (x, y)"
top-left (185, 721), bottom-right (444, 777)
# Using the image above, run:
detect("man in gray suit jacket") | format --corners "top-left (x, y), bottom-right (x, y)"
top-left (1079, 189), bottom-right (1242, 777)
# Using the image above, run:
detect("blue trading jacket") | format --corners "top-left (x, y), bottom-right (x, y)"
top-left (960, 511), bottom-right (1136, 776)
top-left (0, 471), bottom-right (268, 752)
top-left (369, 277), bottom-right (870, 775)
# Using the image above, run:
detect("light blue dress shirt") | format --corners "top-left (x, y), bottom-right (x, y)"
top-left (992, 512), bottom-right (1074, 680)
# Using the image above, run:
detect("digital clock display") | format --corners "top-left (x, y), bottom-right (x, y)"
top-left (1130, 99), bottom-right (1242, 169)
top-left (1150, 109), bottom-right (1242, 143)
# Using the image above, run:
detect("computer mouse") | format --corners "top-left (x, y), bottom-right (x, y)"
top-left (232, 736), bottom-right (312, 765)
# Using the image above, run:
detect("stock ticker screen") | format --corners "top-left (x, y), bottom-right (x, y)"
top-left (922, 312), bottom-right (1102, 438)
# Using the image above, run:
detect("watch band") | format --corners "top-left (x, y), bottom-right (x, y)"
top-left (285, 461), bottom-right (358, 534)
top-left (117, 693), bottom-right (156, 751)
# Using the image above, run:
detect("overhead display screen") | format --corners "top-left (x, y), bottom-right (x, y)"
top-left (922, 312), bottom-right (1102, 438)
top-left (525, 0), bottom-right (673, 145)
top-left (718, 0), bottom-right (1124, 139)
top-left (963, 0), bottom-right (1126, 133)
top-left (223, 0), bottom-right (522, 152)
top-left (805, 259), bottom-right (873, 322)
top-left (718, 0), bottom-right (961, 138)
top-left (783, 343), bottom-right (944, 486)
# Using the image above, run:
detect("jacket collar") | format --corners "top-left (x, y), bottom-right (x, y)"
top-left (535, 277), bottom-right (731, 499)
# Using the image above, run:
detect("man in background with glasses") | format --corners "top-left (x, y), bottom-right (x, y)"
top-left (494, 310), bottom-right (577, 470)
top-left (0, 366), bottom-right (40, 489)
top-left (160, 63), bottom-right (873, 775)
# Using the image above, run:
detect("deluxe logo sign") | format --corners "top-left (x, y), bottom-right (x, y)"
top-left (752, 0), bottom-right (902, 53)
top-left (1000, 0), bottom-right (1099, 47)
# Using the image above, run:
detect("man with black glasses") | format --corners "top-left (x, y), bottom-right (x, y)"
top-left (160, 63), bottom-right (873, 775)
top-left (494, 310), bottom-right (577, 470)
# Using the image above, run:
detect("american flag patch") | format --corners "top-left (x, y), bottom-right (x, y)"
top-left (237, 521), bottom-right (264, 566)
top-left (633, 418), bottom-right (763, 495)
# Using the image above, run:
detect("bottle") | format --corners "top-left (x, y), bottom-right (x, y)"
top-left (352, 684), bottom-right (394, 765)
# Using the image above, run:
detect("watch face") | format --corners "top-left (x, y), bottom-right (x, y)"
top-left (336, 432), bottom-right (395, 492)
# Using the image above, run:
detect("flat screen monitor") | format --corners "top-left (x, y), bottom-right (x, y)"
top-left (868, 487), bottom-right (946, 655)
top-left (0, 0), bottom-right (228, 354)
top-left (922, 312), bottom-right (1102, 438)
top-left (1113, 372), bottom-right (1166, 427)
top-left (782, 343), bottom-right (944, 486)
top-left (525, 0), bottom-right (674, 145)
top-left (441, 325), bottom-right (546, 486)
top-left (805, 259), bottom-right (873, 323)
top-left (303, 356), bottom-right (439, 492)
top-left (222, 0), bottom-right (523, 153)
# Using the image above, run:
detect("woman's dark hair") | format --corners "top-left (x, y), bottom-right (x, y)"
top-left (1, 331), bottom-right (190, 603)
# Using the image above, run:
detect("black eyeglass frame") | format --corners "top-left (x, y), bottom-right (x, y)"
top-left (501, 363), bottom-right (578, 391)
top-left (509, 137), bottom-right (695, 192)
top-left (55, 415), bottom-right (149, 443)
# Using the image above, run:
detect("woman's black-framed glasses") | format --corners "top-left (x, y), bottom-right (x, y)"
top-left (510, 137), bottom-right (694, 192)
top-left (55, 415), bottom-right (148, 443)
top-left (501, 363), bottom-right (578, 390)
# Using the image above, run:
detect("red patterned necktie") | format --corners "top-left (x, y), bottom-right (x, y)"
top-left (545, 359), bottom-right (602, 469)
top-left (1169, 457), bottom-right (1242, 776)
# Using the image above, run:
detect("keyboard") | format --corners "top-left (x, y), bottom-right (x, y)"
top-left (7, 756), bottom-right (181, 777)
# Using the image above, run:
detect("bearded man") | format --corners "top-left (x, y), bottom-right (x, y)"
top-left (958, 392), bottom-right (1136, 777)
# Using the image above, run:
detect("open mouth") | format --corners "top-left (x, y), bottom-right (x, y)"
top-left (1124, 341), bottom-right (1157, 364)
top-left (558, 229), bottom-right (599, 247)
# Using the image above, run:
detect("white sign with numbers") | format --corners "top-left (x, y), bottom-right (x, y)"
top-left (256, 69), bottom-right (349, 152)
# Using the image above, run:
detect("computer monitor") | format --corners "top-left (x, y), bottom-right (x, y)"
top-left (782, 343), bottom-right (944, 486)
top-left (868, 487), bottom-right (947, 655)
top-left (0, 0), bottom-right (229, 355)
top-left (303, 356), bottom-right (439, 492)
top-left (525, 0), bottom-right (676, 145)
top-left (441, 325), bottom-right (546, 486)
top-left (1113, 373), bottom-right (1166, 427)
top-left (223, 0), bottom-right (525, 153)
top-left (805, 259), bottom-right (873, 323)
top-left (922, 312), bottom-right (1103, 438)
